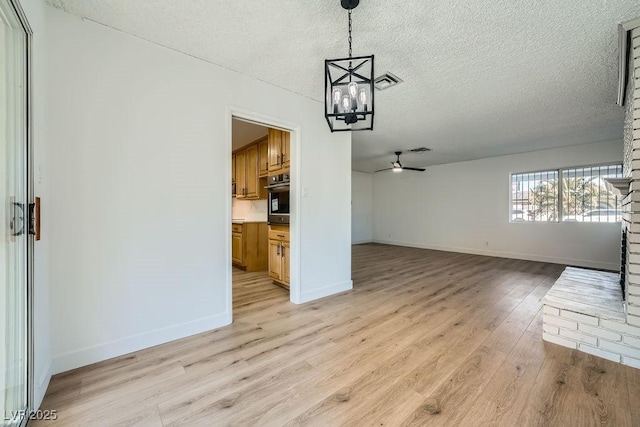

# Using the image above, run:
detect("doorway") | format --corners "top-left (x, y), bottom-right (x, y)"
top-left (229, 113), bottom-right (297, 320)
top-left (1, 0), bottom-right (33, 425)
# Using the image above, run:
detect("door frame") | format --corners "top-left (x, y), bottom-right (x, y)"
top-left (226, 106), bottom-right (302, 320)
top-left (6, 0), bottom-right (35, 423)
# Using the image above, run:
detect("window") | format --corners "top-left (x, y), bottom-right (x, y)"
top-left (510, 164), bottom-right (622, 223)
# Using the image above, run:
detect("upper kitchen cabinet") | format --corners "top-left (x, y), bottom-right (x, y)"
top-left (258, 138), bottom-right (269, 178)
top-left (268, 128), bottom-right (290, 175)
top-left (235, 148), bottom-right (246, 198)
top-left (235, 141), bottom-right (267, 200)
top-left (231, 152), bottom-right (236, 196)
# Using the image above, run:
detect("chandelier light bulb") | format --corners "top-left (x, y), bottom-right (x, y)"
top-left (341, 95), bottom-right (351, 112)
top-left (332, 87), bottom-right (342, 105)
top-left (348, 82), bottom-right (358, 98)
top-left (332, 87), bottom-right (343, 113)
top-left (348, 82), bottom-right (358, 110)
top-left (358, 88), bottom-right (368, 111)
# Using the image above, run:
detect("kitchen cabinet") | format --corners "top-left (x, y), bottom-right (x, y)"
top-left (232, 222), bottom-right (268, 271)
top-left (235, 149), bottom-right (246, 198)
top-left (231, 153), bottom-right (236, 196)
top-left (268, 225), bottom-right (290, 288)
top-left (267, 128), bottom-right (291, 175)
top-left (234, 141), bottom-right (267, 200)
top-left (232, 229), bottom-right (243, 265)
top-left (258, 138), bottom-right (269, 178)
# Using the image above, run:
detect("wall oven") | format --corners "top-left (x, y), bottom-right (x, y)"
top-left (267, 173), bottom-right (290, 225)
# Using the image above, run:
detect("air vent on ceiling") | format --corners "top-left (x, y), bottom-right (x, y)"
top-left (409, 147), bottom-right (432, 153)
top-left (374, 72), bottom-right (403, 91)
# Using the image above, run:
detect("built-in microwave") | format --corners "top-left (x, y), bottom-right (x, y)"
top-left (267, 173), bottom-right (290, 225)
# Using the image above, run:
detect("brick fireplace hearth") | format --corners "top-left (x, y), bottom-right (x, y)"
top-left (542, 22), bottom-right (640, 368)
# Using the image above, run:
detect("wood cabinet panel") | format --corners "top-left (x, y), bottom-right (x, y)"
top-left (232, 153), bottom-right (236, 196)
top-left (232, 232), bottom-right (243, 265)
top-left (245, 143), bottom-right (259, 199)
top-left (232, 222), bottom-right (268, 271)
top-left (268, 128), bottom-right (282, 174)
top-left (235, 149), bottom-right (246, 199)
top-left (267, 128), bottom-right (291, 176)
top-left (281, 131), bottom-right (290, 169)
top-left (268, 240), bottom-right (282, 280)
top-left (268, 225), bottom-right (290, 288)
top-left (268, 228), bottom-right (290, 242)
top-left (258, 139), bottom-right (269, 178)
top-left (234, 139), bottom-right (267, 200)
top-left (282, 242), bottom-right (290, 285)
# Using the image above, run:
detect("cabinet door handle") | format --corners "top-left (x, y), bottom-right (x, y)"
top-left (277, 154), bottom-right (281, 165)
top-left (277, 234), bottom-right (285, 238)
top-left (277, 243), bottom-right (280, 256)
top-left (281, 245), bottom-right (285, 257)
top-left (266, 161), bottom-right (269, 170)
top-left (281, 153), bottom-right (285, 163)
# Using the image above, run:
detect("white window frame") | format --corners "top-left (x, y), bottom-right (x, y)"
top-left (509, 163), bottom-right (622, 224)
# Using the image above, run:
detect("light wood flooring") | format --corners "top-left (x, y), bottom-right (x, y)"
top-left (34, 243), bottom-right (640, 426)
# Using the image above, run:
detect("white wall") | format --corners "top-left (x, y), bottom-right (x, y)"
top-left (45, 6), bottom-right (351, 374)
top-left (352, 171), bottom-right (373, 243)
top-left (22, 0), bottom-right (51, 407)
top-left (373, 140), bottom-right (623, 271)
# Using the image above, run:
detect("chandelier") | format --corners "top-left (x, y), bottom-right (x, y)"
top-left (325, 0), bottom-right (374, 132)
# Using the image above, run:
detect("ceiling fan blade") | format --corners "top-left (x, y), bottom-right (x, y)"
top-left (374, 168), bottom-right (393, 173)
top-left (403, 167), bottom-right (426, 172)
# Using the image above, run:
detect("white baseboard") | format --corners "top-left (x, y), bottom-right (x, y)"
top-left (52, 311), bottom-right (232, 375)
top-left (34, 358), bottom-right (52, 409)
top-left (372, 239), bottom-right (619, 272)
top-left (297, 280), bottom-right (353, 304)
top-left (352, 239), bottom-right (373, 245)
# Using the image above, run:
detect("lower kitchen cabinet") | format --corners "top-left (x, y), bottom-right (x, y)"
top-left (231, 222), bottom-right (268, 271)
top-left (268, 225), bottom-right (290, 289)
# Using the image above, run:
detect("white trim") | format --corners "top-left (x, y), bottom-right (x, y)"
top-left (352, 240), bottom-right (373, 245)
top-left (52, 311), bottom-right (231, 375)
top-left (226, 106), bottom-right (302, 305)
top-left (37, 358), bottom-right (51, 389)
top-left (299, 280), bottom-right (353, 304)
top-left (372, 239), bottom-right (619, 272)
top-left (34, 358), bottom-right (51, 409)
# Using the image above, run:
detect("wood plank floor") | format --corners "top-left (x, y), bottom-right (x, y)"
top-left (34, 243), bottom-right (640, 426)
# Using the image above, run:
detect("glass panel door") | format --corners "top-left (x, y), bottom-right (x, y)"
top-left (0, 0), bottom-right (28, 425)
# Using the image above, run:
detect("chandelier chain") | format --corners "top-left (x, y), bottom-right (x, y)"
top-left (348, 9), bottom-right (352, 58)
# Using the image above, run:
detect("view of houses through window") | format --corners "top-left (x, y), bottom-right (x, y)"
top-left (511, 164), bottom-right (622, 222)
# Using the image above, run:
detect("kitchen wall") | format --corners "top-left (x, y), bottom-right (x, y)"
top-left (352, 171), bottom-right (373, 243)
top-left (373, 140), bottom-right (623, 270)
top-left (232, 199), bottom-right (268, 222)
top-left (44, 4), bottom-right (351, 374)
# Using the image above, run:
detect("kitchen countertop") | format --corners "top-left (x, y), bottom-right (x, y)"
top-left (232, 219), bottom-right (267, 224)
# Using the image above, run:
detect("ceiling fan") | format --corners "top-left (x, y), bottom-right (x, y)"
top-left (375, 151), bottom-right (426, 173)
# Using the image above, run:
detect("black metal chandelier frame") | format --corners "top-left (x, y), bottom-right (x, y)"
top-left (324, 0), bottom-right (374, 132)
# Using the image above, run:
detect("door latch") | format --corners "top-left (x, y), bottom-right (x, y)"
top-left (28, 197), bottom-right (41, 240)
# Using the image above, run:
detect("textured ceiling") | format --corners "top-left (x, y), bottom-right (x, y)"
top-left (232, 119), bottom-right (267, 151)
top-left (48, 0), bottom-right (640, 172)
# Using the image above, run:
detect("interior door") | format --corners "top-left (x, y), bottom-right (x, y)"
top-left (1, 0), bottom-right (31, 425)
